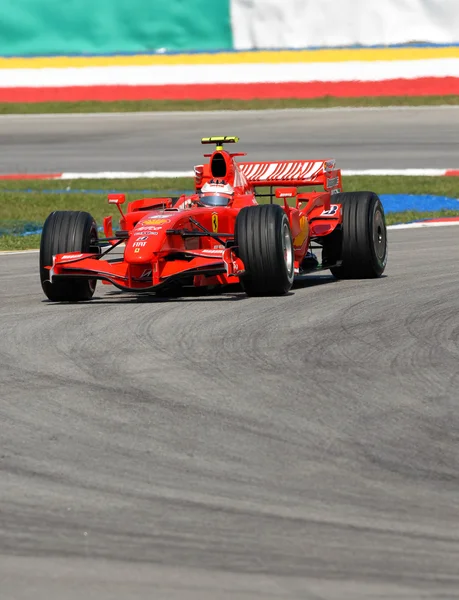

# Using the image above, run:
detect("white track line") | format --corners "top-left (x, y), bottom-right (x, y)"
top-left (0, 249), bottom-right (40, 255)
top-left (388, 220), bottom-right (459, 229)
top-left (4, 168), bottom-right (451, 179)
top-left (2, 60), bottom-right (459, 88)
top-left (60, 170), bottom-right (195, 179)
top-left (1, 106), bottom-right (459, 120)
top-left (342, 168), bottom-right (456, 176)
top-left (61, 168), bottom-right (458, 178)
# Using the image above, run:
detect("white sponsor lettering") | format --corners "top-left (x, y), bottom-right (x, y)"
top-left (136, 225), bottom-right (162, 232)
top-left (60, 253), bottom-right (84, 260)
top-left (133, 241), bottom-right (147, 247)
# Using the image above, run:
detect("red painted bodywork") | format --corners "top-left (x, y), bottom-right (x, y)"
top-left (50, 145), bottom-right (345, 292)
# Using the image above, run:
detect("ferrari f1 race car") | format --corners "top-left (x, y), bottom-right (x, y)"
top-left (39, 136), bottom-right (387, 300)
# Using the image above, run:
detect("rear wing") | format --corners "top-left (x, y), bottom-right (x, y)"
top-left (194, 158), bottom-right (340, 191)
top-left (238, 159), bottom-right (338, 187)
top-left (194, 137), bottom-right (340, 189)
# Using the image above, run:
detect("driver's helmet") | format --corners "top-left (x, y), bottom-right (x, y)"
top-left (199, 180), bottom-right (234, 207)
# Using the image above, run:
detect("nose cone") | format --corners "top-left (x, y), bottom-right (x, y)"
top-left (125, 230), bottom-right (162, 263)
top-left (125, 212), bottom-right (177, 263)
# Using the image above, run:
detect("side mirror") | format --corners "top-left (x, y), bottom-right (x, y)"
top-left (108, 193), bottom-right (126, 218)
top-left (275, 187), bottom-right (297, 199)
top-left (108, 193), bottom-right (126, 205)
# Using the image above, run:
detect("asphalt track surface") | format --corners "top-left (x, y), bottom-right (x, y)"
top-left (1, 225), bottom-right (459, 599)
top-left (1, 106), bottom-right (459, 174)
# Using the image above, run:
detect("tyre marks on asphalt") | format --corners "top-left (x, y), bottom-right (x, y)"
top-left (1, 229), bottom-right (459, 599)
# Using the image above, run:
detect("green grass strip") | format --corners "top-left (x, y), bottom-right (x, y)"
top-left (1, 95), bottom-right (459, 114)
top-left (1, 175), bottom-right (457, 251)
top-left (0, 234), bottom-right (42, 251)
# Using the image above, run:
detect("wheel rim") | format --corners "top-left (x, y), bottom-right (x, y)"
top-left (373, 208), bottom-right (386, 263)
top-left (282, 220), bottom-right (294, 277)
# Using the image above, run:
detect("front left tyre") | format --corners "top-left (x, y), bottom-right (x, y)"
top-left (235, 204), bottom-right (294, 296)
top-left (40, 210), bottom-right (99, 301)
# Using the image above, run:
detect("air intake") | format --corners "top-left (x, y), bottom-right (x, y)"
top-left (210, 152), bottom-right (227, 177)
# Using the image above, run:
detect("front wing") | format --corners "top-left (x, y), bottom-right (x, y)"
top-left (48, 248), bottom-right (245, 292)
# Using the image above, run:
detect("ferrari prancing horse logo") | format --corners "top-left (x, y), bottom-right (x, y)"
top-left (212, 213), bottom-right (218, 233)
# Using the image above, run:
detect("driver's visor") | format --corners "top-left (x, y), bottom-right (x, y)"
top-left (200, 193), bottom-right (232, 207)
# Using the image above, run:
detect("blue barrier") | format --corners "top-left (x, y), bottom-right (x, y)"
top-left (380, 194), bottom-right (459, 212)
top-left (2, 194), bottom-right (458, 237)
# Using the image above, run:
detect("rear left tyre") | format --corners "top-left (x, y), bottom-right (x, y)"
top-left (235, 204), bottom-right (294, 296)
top-left (40, 210), bottom-right (99, 301)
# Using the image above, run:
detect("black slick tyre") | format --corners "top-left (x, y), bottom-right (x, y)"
top-left (235, 204), bottom-right (294, 296)
top-left (323, 191), bottom-right (387, 279)
top-left (40, 211), bottom-right (99, 301)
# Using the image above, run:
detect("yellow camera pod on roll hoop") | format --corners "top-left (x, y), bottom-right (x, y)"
top-left (201, 136), bottom-right (239, 151)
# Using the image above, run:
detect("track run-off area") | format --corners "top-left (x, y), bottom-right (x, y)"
top-left (1, 107), bottom-right (459, 599)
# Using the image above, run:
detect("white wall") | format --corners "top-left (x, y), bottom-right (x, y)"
top-left (231, 0), bottom-right (459, 49)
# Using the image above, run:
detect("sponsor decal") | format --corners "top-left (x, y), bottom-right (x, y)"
top-left (212, 213), bottom-right (218, 233)
top-left (133, 241), bottom-right (147, 247)
top-left (140, 269), bottom-right (152, 279)
top-left (60, 253), bottom-right (84, 260)
top-left (136, 236), bottom-right (148, 241)
top-left (326, 176), bottom-right (339, 188)
top-left (142, 218), bottom-right (170, 226)
top-left (136, 225), bottom-right (163, 231)
top-left (134, 229), bottom-right (159, 236)
top-left (134, 248), bottom-right (140, 253)
top-left (276, 187), bottom-right (297, 199)
top-left (222, 248), bottom-right (244, 276)
top-left (321, 205), bottom-right (339, 216)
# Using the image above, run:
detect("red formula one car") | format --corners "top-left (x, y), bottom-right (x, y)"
top-left (39, 136), bottom-right (387, 301)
